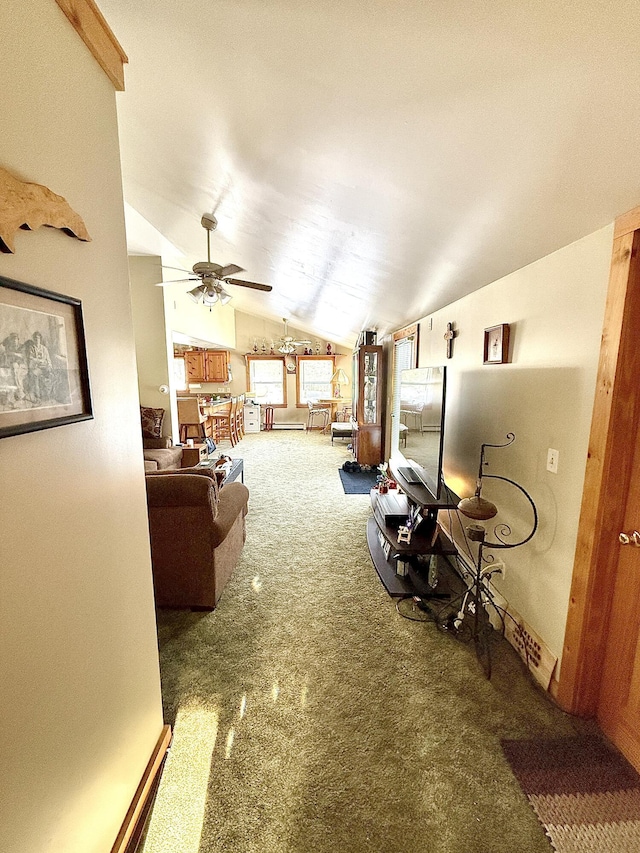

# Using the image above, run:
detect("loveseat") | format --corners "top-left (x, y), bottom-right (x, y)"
top-left (141, 405), bottom-right (183, 470)
top-left (143, 435), bottom-right (183, 471)
top-left (145, 466), bottom-right (249, 609)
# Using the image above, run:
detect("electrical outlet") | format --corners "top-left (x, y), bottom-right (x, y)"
top-left (492, 560), bottom-right (506, 579)
top-left (482, 560), bottom-right (505, 580)
top-left (547, 448), bottom-right (559, 473)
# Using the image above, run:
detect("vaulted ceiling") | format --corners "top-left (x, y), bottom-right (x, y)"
top-left (101, 0), bottom-right (640, 347)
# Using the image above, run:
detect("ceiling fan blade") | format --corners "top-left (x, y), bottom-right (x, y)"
top-left (218, 264), bottom-right (245, 278)
top-left (155, 277), bottom-right (198, 286)
top-left (162, 265), bottom-right (193, 274)
top-left (225, 278), bottom-right (273, 292)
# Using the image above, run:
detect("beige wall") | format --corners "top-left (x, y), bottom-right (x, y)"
top-left (233, 313), bottom-right (351, 423)
top-left (0, 3), bottom-right (163, 852)
top-left (400, 226), bottom-right (612, 668)
top-left (164, 280), bottom-right (236, 350)
top-left (129, 254), bottom-right (176, 436)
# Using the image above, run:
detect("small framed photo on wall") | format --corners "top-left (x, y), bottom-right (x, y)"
top-left (483, 324), bottom-right (510, 365)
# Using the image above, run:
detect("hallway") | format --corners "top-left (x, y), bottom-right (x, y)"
top-left (141, 431), bottom-right (576, 853)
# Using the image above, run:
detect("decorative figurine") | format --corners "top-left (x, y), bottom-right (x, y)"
top-left (326, 343), bottom-right (332, 355)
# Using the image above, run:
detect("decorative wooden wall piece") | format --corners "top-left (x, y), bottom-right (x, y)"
top-left (0, 166), bottom-right (91, 253)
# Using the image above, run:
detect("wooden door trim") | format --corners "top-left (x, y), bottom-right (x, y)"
top-left (557, 218), bottom-right (640, 715)
top-left (614, 204), bottom-right (640, 240)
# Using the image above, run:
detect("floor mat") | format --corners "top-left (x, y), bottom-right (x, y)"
top-left (501, 735), bottom-right (640, 852)
top-left (338, 467), bottom-right (379, 494)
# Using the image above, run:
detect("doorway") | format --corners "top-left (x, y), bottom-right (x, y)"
top-left (558, 206), bottom-right (640, 771)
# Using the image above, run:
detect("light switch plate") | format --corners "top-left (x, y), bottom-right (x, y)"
top-left (547, 448), bottom-right (559, 473)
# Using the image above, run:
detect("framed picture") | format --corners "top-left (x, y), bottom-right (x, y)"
top-left (0, 274), bottom-right (92, 438)
top-left (483, 324), bottom-right (510, 365)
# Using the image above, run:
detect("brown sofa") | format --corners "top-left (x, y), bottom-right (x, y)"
top-left (145, 466), bottom-right (249, 609)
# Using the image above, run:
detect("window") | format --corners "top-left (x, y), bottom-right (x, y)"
top-left (246, 356), bottom-right (286, 406)
top-left (173, 356), bottom-right (187, 391)
top-left (297, 356), bottom-right (335, 405)
top-left (391, 324), bottom-right (418, 449)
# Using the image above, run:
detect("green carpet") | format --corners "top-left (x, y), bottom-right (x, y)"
top-left (142, 431), bottom-right (582, 853)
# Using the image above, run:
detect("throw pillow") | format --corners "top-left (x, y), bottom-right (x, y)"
top-left (141, 406), bottom-right (165, 439)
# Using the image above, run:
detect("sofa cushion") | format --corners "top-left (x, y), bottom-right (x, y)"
top-left (143, 445), bottom-right (183, 470)
top-left (141, 406), bottom-right (165, 439)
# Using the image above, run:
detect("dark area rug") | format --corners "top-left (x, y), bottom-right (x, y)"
top-left (338, 467), bottom-right (379, 494)
top-left (501, 735), bottom-right (640, 852)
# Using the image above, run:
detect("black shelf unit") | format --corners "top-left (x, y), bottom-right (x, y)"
top-left (368, 488), bottom-right (458, 598)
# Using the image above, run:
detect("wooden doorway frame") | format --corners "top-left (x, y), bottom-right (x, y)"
top-left (558, 205), bottom-right (640, 715)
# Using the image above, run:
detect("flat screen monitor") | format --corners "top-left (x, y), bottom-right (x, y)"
top-left (392, 366), bottom-right (447, 499)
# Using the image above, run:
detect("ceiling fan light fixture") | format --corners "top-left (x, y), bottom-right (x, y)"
top-left (188, 285), bottom-right (206, 303)
top-left (202, 288), bottom-right (219, 305)
top-left (219, 287), bottom-right (232, 305)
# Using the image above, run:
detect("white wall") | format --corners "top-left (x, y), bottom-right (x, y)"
top-left (408, 226), bottom-right (612, 668)
top-left (0, 3), bottom-right (164, 852)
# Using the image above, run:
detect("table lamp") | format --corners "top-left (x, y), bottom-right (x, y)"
top-left (331, 368), bottom-right (350, 398)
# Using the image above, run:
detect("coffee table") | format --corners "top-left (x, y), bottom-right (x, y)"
top-left (199, 457), bottom-right (244, 484)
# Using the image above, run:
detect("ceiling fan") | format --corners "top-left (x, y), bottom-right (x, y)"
top-left (277, 318), bottom-right (311, 354)
top-left (159, 213), bottom-right (272, 306)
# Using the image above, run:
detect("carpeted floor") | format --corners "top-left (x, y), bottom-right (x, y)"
top-left (502, 735), bottom-right (640, 852)
top-left (142, 431), bottom-right (586, 853)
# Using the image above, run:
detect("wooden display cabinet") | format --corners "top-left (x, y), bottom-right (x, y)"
top-left (351, 344), bottom-right (384, 466)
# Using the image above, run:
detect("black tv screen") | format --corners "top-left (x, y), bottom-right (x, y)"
top-left (392, 366), bottom-right (447, 499)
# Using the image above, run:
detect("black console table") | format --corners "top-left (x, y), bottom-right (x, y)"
top-left (367, 461), bottom-right (458, 598)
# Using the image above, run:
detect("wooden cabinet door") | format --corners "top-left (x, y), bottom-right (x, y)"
top-left (205, 351), bottom-right (229, 382)
top-left (185, 351), bottom-right (205, 382)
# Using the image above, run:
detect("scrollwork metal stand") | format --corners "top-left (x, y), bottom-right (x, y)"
top-left (446, 434), bottom-right (539, 678)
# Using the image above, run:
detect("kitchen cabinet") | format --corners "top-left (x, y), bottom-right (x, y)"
top-left (184, 349), bottom-right (230, 383)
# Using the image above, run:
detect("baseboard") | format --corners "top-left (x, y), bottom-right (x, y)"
top-left (272, 423), bottom-right (305, 430)
top-left (110, 725), bottom-right (172, 853)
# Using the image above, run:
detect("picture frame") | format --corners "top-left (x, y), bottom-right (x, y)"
top-left (0, 274), bottom-right (92, 438)
top-left (483, 323), bottom-right (510, 365)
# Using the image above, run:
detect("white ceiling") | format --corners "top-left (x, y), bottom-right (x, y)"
top-left (101, 0), bottom-right (640, 347)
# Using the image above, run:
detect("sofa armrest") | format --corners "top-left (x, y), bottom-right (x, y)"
top-left (210, 482), bottom-right (249, 548)
top-left (145, 472), bottom-right (218, 516)
top-left (143, 436), bottom-right (173, 450)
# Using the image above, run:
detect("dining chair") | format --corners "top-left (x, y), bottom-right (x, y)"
top-left (307, 400), bottom-right (331, 431)
top-left (207, 399), bottom-right (236, 447)
top-left (177, 397), bottom-right (208, 443)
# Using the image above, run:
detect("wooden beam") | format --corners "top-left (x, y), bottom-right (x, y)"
top-left (55, 0), bottom-right (128, 91)
top-left (110, 725), bottom-right (172, 853)
top-left (557, 228), bottom-right (640, 714)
